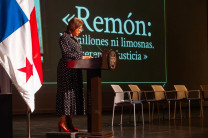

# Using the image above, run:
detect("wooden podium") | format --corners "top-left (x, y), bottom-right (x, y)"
top-left (67, 49), bottom-right (119, 137)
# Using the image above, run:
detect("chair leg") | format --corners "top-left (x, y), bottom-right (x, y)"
top-left (157, 102), bottom-right (160, 120)
top-left (141, 103), bottom-right (144, 125)
top-left (129, 107), bottom-right (132, 123)
top-left (168, 101), bottom-right (171, 120)
top-left (174, 101), bottom-right (176, 119)
top-left (121, 106), bottom-right (123, 125)
top-left (148, 102), bottom-right (151, 122)
top-left (200, 99), bottom-right (204, 118)
top-left (189, 100), bottom-right (191, 119)
top-left (133, 104), bottom-right (136, 127)
top-left (180, 101), bottom-right (182, 119)
top-left (152, 103), bottom-right (155, 121)
top-left (112, 105), bottom-right (115, 126)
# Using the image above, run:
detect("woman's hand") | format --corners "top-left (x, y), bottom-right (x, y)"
top-left (82, 56), bottom-right (93, 59)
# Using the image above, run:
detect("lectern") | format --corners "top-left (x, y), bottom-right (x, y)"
top-left (68, 49), bottom-right (119, 137)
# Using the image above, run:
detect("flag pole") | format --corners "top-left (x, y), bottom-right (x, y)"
top-left (27, 106), bottom-right (31, 138)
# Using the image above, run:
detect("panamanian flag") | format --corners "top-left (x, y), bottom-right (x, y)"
top-left (0, 0), bottom-right (43, 112)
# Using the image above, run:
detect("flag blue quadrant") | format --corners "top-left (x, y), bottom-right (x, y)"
top-left (0, 0), bottom-right (28, 43)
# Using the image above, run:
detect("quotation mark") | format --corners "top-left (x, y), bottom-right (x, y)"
top-left (62, 14), bottom-right (75, 25)
top-left (143, 54), bottom-right (148, 60)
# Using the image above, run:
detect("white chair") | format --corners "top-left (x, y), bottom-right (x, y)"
top-left (174, 85), bottom-right (202, 118)
top-left (151, 85), bottom-right (179, 120)
top-left (128, 85), bottom-right (145, 124)
top-left (111, 85), bottom-right (144, 126)
top-left (151, 85), bottom-right (166, 120)
top-left (200, 85), bottom-right (208, 117)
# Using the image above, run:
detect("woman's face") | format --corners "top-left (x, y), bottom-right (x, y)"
top-left (72, 26), bottom-right (83, 37)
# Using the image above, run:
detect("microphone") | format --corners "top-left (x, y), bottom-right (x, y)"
top-left (93, 45), bottom-right (104, 58)
top-left (95, 45), bottom-right (103, 52)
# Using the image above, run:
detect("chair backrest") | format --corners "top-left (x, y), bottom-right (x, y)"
top-left (174, 85), bottom-right (187, 99)
top-left (200, 85), bottom-right (208, 99)
top-left (111, 85), bottom-right (124, 104)
top-left (151, 85), bottom-right (166, 100)
top-left (128, 85), bottom-right (144, 101)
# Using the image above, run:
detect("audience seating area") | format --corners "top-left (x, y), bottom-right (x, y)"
top-left (111, 84), bottom-right (208, 126)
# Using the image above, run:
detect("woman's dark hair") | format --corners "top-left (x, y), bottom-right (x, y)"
top-left (66, 17), bottom-right (84, 34)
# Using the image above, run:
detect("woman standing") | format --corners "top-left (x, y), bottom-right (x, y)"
top-left (56, 17), bottom-right (91, 132)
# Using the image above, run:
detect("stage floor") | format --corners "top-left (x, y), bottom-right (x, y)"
top-left (13, 109), bottom-right (208, 138)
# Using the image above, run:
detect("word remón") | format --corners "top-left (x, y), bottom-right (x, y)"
top-left (74, 6), bottom-right (151, 36)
